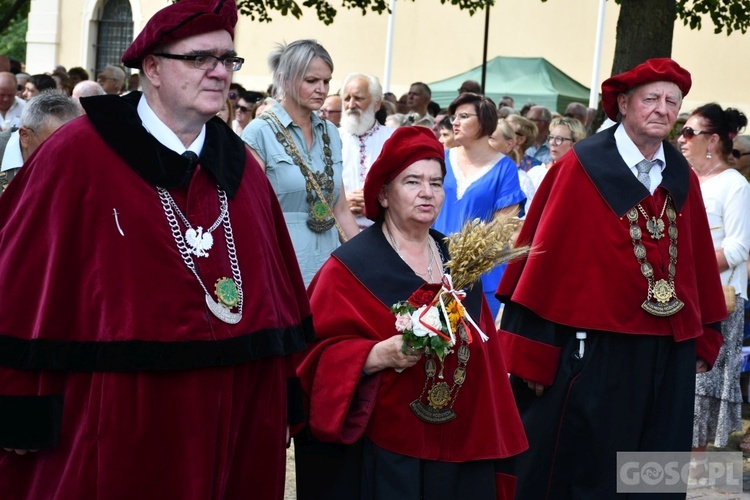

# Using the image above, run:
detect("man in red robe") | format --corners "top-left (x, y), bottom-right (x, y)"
top-left (0, 0), bottom-right (312, 498)
top-left (496, 59), bottom-right (726, 498)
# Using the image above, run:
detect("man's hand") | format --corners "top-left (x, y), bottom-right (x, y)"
top-left (524, 379), bottom-right (545, 397)
top-left (347, 188), bottom-right (365, 216)
top-left (696, 359), bottom-right (708, 373)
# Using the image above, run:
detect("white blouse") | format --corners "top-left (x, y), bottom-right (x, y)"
top-left (699, 168), bottom-right (750, 299)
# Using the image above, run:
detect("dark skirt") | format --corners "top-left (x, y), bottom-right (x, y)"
top-left (295, 432), bottom-right (515, 500)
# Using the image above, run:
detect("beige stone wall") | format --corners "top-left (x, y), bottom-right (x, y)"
top-left (46, 0), bottom-right (750, 114)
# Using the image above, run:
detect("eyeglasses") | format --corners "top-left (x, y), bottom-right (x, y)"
top-left (678, 126), bottom-right (712, 140)
top-left (236, 105), bottom-right (250, 113)
top-left (732, 149), bottom-right (750, 159)
top-left (318, 109), bottom-right (341, 116)
top-left (153, 53), bottom-right (244, 72)
top-left (449, 113), bottom-right (477, 123)
top-left (546, 135), bottom-right (573, 146)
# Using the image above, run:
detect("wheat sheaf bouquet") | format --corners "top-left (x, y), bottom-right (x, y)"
top-left (391, 214), bottom-right (530, 365)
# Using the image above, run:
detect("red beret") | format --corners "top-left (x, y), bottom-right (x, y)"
top-left (122, 0), bottom-right (238, 68)
top-left (601, 58), bottom-right (691, 120)
top-left (363, 126), bottom-right (445, 221)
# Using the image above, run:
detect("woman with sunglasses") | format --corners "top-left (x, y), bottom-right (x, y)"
top-left (677, 103), bottom-right (750, 461)
top-left (232, 92), bottom-right (257, 135)
top-left (242, 39), bottom-right (358, 286)
top-left (433, 93), bottom-right (526, 317)
top-left (526, 116), bottom-right (586, 191)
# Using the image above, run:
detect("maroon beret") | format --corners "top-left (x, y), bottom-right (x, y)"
top-left (122, 0), bottom-right (238, 68)
top-left (601, 58), bottom-right (692, 121)
top-left (363, 126), bottom-right (445, 222)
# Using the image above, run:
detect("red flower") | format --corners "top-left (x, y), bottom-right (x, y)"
top-left (407, 284), bottom-right (441, 307)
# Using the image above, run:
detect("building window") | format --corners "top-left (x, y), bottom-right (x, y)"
top-left (95, 0), bottom-right (133, 75)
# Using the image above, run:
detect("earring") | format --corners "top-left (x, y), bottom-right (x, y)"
top-left (706, 151), bottom-right (712, 159)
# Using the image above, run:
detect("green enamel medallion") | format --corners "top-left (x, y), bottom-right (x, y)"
top-left (214, 278), bottom-right (239, 308)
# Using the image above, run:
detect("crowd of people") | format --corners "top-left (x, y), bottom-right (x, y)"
top-left (0, 0), bottom-right (749, 498)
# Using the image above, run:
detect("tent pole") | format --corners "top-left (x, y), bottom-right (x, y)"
top-left (383, 0), bottom-right (397, 93)
top-left (589, 0), bottom-right (606, 108)
top-left (481, 0), bottom-right (490, 94)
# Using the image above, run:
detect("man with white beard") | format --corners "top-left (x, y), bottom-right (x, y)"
top-left (339, 73), bottom-right (393, 229)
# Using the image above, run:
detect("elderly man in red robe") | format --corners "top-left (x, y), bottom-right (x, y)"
top-left (0, 0), bottom-right (312, 498)
top-left (497, 58), bottom-right (726, 498)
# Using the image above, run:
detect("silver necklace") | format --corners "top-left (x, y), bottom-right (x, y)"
top-left (385, 222), bottom-right (436, 282)
top-left (696, 162), bottom-right (723, 178)
top-left (160, 189), bottom-right (227, 258)
top-left (158, 186), bottom-right (244, 324)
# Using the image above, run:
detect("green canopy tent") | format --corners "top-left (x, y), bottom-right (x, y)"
top-left (429, 56), bottom-right (593, 113)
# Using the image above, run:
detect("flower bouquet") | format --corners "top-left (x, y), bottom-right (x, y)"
top-left (391, 214), bottom-right (529, 366)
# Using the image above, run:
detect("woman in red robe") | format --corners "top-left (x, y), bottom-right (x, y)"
top-left (295, 126), bottom-right (527, 500)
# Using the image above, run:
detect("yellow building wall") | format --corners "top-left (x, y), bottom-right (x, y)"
top-left (50, 0), bottom-right (750, 114)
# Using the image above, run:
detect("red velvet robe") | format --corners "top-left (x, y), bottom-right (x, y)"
top-left (0, 93), bottom-right (312, 499)
top-left (296, 225), bottom-right (527, 497)
top-left (497, 126), bottom-right (725, 385)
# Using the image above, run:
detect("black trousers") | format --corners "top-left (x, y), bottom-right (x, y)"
top-left (510, 331), bottom-right (696, 500)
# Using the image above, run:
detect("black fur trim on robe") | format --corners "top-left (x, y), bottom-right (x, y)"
top-left (81, 91), bottom-right (245, 197)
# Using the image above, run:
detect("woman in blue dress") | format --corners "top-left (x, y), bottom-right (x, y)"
top-left (433, 93), bottom-right (526, 317)
top-left (242, 40), bottom-right (359, 286)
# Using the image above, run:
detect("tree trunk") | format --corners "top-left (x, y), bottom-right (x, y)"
top-left (590, 0), bottom-right (677, 131)
top-left (611, 0), bottom-right (676, 74)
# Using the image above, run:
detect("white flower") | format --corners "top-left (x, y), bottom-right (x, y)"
top-left (410, 306), bottom-right (442, 337)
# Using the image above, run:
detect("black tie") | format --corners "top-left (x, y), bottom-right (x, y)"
top-left (182, 151), bottom-right (199, 168)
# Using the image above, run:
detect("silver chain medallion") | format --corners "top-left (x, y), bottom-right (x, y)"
top-left (158, 186), bottom-right (244, 324)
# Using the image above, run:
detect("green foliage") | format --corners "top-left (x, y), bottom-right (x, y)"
top-left (237, 0), bottom-right (490, 25)
top-left (675, 0), bottom-right (750, 35)
top-left (0, 0), bottom-right (30, 62)
top-left (543, 0), bottom-right (750, 35)
top-left (0, 16), bottom-right (27, 62)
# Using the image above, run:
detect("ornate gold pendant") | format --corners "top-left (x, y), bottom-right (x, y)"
top-left (642, 279), bottom-right (684, 317)
top-left (427, 382), bottom-right (451, 408)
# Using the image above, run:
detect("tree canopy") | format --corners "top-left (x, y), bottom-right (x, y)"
top-left (237, 0), bottom-right (487, 25)
top-left (237, 0), bottom-right (750, 31)
top-left (0, 0), bottom-right (30, 62)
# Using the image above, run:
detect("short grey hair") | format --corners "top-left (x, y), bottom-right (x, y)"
top-left (341, 72), bottom-right (383, 104)
top-left (20, 92), bottom-right (81, 130)
top-left (105, 65), bottom-right (126, 85)
top-left (268, 39), bottom-right (333, 103)
top-left (735, 134), bottom-right (750, 151)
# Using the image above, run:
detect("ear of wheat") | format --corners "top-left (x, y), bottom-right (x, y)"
top-left (444, 214), bottom-right (530, 293)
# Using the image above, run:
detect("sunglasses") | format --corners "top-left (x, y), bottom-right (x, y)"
top-left (731, 149), bottom-right (750, 159)
top-left (236, 105), bottom-right (250, 113)
top-left (678, 126), bottom-right (713, 139)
